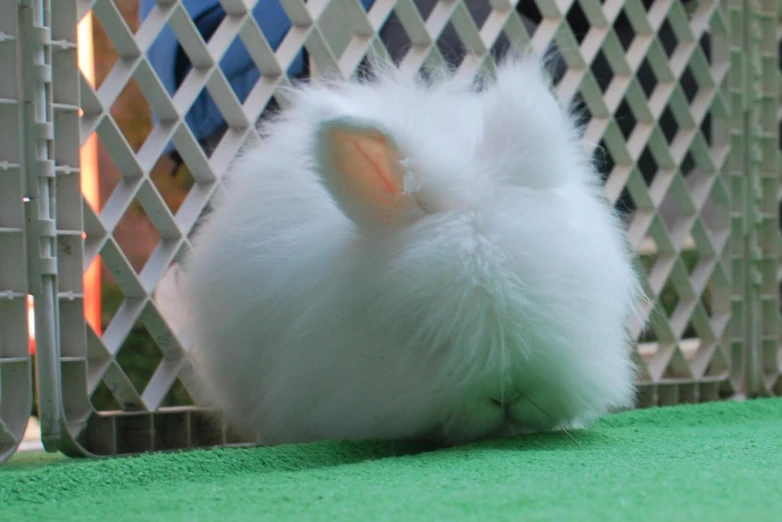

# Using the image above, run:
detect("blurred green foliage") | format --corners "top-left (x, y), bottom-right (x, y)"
top-left (637, 248), bottom-right (712, 343)
top-left (90, 281), bottom-right (193, 411)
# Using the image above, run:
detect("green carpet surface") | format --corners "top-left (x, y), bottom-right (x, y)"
top-left (2, 398), bottom-right (781, 521)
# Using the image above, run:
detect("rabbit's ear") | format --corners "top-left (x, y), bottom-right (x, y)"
top-left (316, 117), bottom-right (417, 228)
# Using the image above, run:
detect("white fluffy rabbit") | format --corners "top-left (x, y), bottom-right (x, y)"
top-left (170, 53), bottom-right (644, 446)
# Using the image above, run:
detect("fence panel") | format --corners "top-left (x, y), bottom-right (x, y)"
top-left (774, 0), bottom-right (782, 395)
top-left (0, 0), bottom-right (34, 464)
top-left (35, 0), bottom-right (752, 457)
top-left (48, 0), bottom-right (88, 456)
top-left (755, 0), bottom-right (782, 396)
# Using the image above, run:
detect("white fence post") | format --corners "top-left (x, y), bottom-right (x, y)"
top-left (749, 0), bottom-right (782, 396)
top-left (0, 0), bottom-right (35, 465)
top-left (18, 0), bottom-right (63, 452)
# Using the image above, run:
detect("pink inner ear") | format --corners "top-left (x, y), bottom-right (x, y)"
top-left (327, 128), bottom-right (408, 217)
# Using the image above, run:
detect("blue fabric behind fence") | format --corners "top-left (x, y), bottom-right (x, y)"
top-left (140, 0), bottom-right (376, 154)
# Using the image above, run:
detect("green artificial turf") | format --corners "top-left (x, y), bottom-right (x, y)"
top-left (2, 398), bottom-right (781, 521)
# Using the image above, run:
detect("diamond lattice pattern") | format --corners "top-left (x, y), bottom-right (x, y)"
top-left (59, 0), bottom-right (744, 455)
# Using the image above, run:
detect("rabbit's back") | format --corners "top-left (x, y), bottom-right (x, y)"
top-left (178, 54), bottom-right (644, 445)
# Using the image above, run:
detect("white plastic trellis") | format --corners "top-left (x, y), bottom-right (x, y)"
top-left (0, 0), bottom-right (33, 463)
top-left (0, 0), bottom-right (779, 463)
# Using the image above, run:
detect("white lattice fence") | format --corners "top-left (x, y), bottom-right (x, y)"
top-left (2, 0), bottom-right (778, 462)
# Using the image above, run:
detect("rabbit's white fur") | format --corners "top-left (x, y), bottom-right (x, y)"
top-left (176, 53), bottom-right (644, 446)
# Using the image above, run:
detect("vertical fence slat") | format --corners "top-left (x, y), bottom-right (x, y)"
top-left (19, 0), bottom-right (63, 453)
top-left (0, 0), bottom-right (35, 464)
top-left (751, 0), bottom-right (782, 396)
